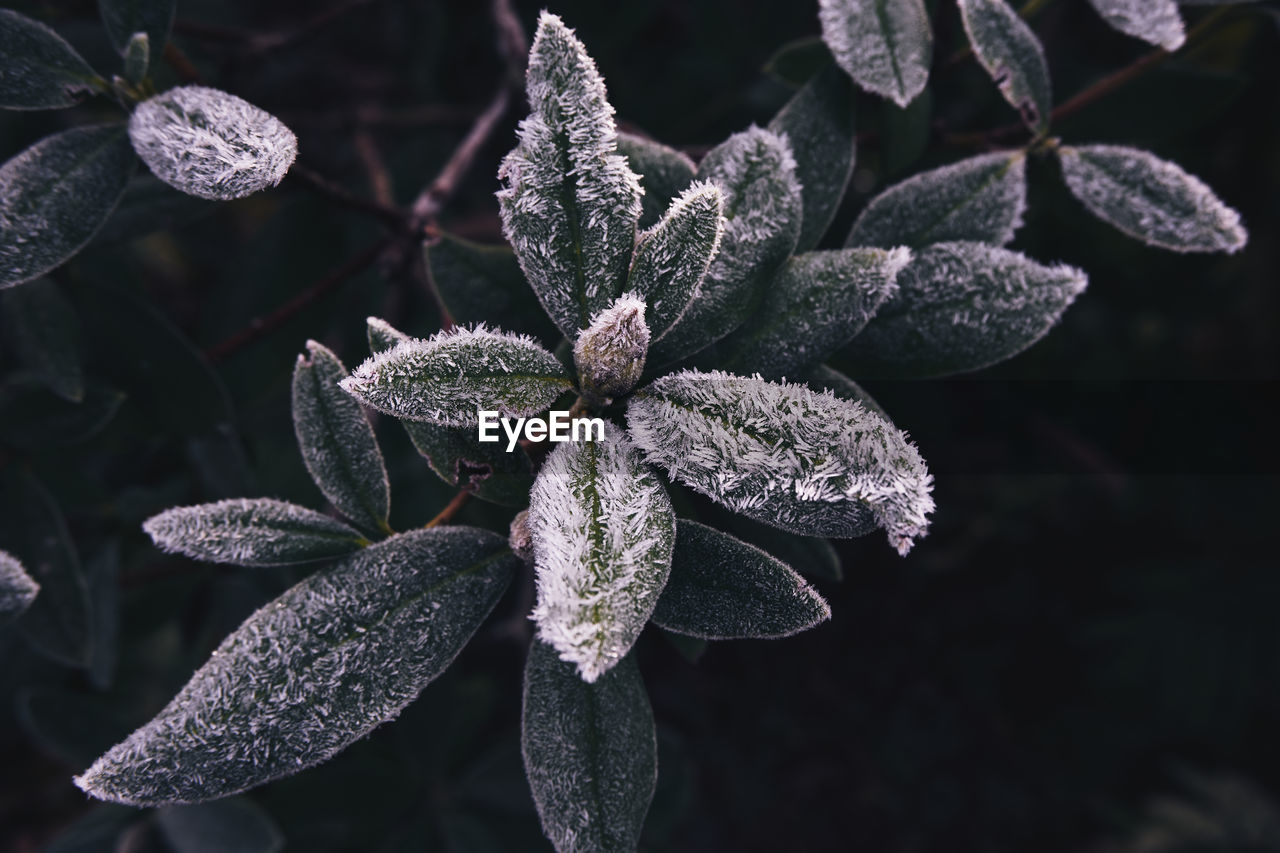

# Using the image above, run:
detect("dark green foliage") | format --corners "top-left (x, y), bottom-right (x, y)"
top-left (98, 0), bottom-right (175, 55)
top-left (0, 9), bottom-right (99, 109)
top-left (0, 278), bottom-right (83, 402)
top-left (616, 132), bottom-right (696, 229)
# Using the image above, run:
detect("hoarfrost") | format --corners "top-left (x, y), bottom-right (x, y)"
top-left (817, 0), bottom-right (933, 108)
top-left (1087, 0), bottom-right (1185, 51)
top-left (574, 292), bottom-right (651, 398)
top-left (0, 549), bottom-right (40, 624)
top-left (957, 0), bottom-right (1053, 133)
top-left (616, 132), bottom-right (696, 229)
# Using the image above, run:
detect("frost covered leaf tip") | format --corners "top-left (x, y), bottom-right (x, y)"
top-left (817, 0), bottom-right (933, 108)
top-left (1087, 0), bottom-right (1185, 52)
top-left (574, 291), bottom-right (650, 400)
top-left (0, 549), bottom-right (40, 624)
top-left (128, 85), bottom-right (298, 200)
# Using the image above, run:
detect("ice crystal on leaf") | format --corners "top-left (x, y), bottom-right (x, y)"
top-left (1087, 0), bottom-right (1185, 51)
top-left (0, 549), bottom-right (40, 624)
top-left (574, 292), bottom-right (650, 399)
top-left (957, 0), bottom-right (1053, 134)
top-left (817, 0), bottom-right (933, 108)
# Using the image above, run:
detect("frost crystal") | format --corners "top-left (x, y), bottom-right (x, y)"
top-left (1087, 0), bottom-right (1185, 51)
top-left (497, 12), bottom-right (643, 340)
top-left (340, 324), bottom-right (572, 428)
top-left (957, 0), bottom-right (1052, 133)
top-left (628, 370), bottom-right (934, 555)
top-left (0, 549), bottom-right (40, 624)
top-left (528, 433), bottom-right (675, 682)
top-left (128, 85), bottom-right (297, 200)
top-left (1058, 144), bottom-right (1247, 254)
top-left (574, 292), bottom-right (651, 399)
top-left (818, 0), bottom-right (933, 108)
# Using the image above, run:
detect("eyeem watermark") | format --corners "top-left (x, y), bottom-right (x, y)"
top-left (478, 411), bottom-right (606, 452)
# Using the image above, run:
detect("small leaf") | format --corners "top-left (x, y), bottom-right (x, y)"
top-left (652, 126), bottom-right (803, 365)
top-left (0, 125), bottom-right (136, 289)
top-left (529, 433), bottom-right (675, 682)
top-left (846, 150), bottom-right (1027, 249)
top-left (76, 527), bottom-right (517, 806)
top-left (817, 0), bottom-right (933, 108)
top-left (843, 241), bottom-right (1087, 377)
top-left (0, 9), bottom-right (99, 110)
top-left (0, 548), bottom-right (39, 625)
top-left (341, 324), bottom-right (573, 428)
top-left (957, 0), bottom-right (1053, 133)
top-left (128, 85), bottom-right (297, 200)
top-left (1057, 144), bottom-right (1246, 253)
top-left (522, 640), bottom-right (656, 853)
top-left (100, 0), bottom-right (176, 55)
top-left (763, 36), bottom-right (834, 87)
top-left (627, 181), bottom-right (724, 342)
top-left (574, 292), bottom-right (651, 399)
top-left (293, 340), bottom-right (390, 533)
top-left (157, 799), bottom-right (283, 853)
top-left (652, 520), bottom-right (830, 639)
top-left (1087, 0), bottom-right (1185, 50)
top-left (497, 12), bottom-right (642, 340)
top-left (768, 63), bottom-right (858, 252)
top-left (628, 370), bottom-right (934, 554)
top-left (616, 132), bottom-right (696, 229)
top-left (122, 32), bottom-right (149, 85)
top-left (142, 497), bottom-right (368, 567)
top-left (0, 277), bottom-right (83, 401)
top-left (718, 247), bottom-right (911, 380)
top-left (0, 377), bottom-right (125, 449)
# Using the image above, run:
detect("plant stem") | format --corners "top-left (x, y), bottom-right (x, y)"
top-left (425, 490), bottom-right (471, 528)
top-left (290, 164), bottom-right (407, 228)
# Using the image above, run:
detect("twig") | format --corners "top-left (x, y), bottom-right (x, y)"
top-left (173, 0), bottom-right (379, 55)
top-left (280, 103), bottom-right (480, 130)
top-left (289, 164), bottom-right (406, 227)
top-left (409, 87), bottom-right (511, 227)
top-left (425, 490), bottom-right (471, 528)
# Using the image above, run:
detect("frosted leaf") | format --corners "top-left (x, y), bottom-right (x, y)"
top-left (142, 498), bottom-right (367, 567)
top-left (1057, 144), bottom-right (1246, 253)
top-left (574, 292), bottom-right (651, 399)
top-left (128, 86), bottom-right (297, 200)
top-left (76, 527), bottom-right (517, 806)
top-left (341, 324), bottom-right (572, 428)
top-left (616, 132), bottom-right (695, 229)
top-left (0, 549), bottom-right (40, 625)
top-left (293, 341), bottom-right (390, 533)
top-left (652, 126), bottom-right (803, 366)
top-left (719, 512), bottom-right (845, 582)
top-left (528, 433), bottom-right (675, 683)
top-left (100, 0), bottom-right (175, 55)
top-left (156, 799), bottom-right (283, 853)
top-left (957, 0), bottom-right (1053, 133)
top-left (768, 64), bottom-right (858, 252)
top-left (522, 641), bottom-right (655, 853)
top-left (1087, 0), bottom-right (1185, 50)
top-left (652, 521), bottom-right (830, 639)
top-left (497, 12), bottom-right (643, 340)
top-left (626, 181), bottom-right (724, 342)
top-left (719, 247), bottom-right (911, 380)
top-left (0, 125), bottom-right (136, 289)
top-left (0, 9), bottom-right (98, 110)
top-left (817, 0), bottom-right (932, 108)
top-left (122, 33), bottom-right (149, 87)
top-left (844, 241), bottom-right (1087, 377)
top-left (0, 278), bottom-right (83, 402)
top-left (804, 363), bottom-right (892, 423)
top-left (628, 370), bottom-right (934, 554)
top-left (847, 151), bottom-right (1027, 249)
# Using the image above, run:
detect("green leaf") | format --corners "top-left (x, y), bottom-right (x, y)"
top-left (768, 63), bottom-right (857, 252)
top-left (957, 0), bottom-right (1053, 133)
top-left (846, 150), bottom-right (1027, 249)
top-left (99, 0), bottom-right (175, 55)
top-left (529, 434), bottom-right (675, 682)
top-left (142, 498), bottom-right (368, 567)
top-left (717, 247), bottom-right (911, 380)
top-left (129, 86), bottom-right (297, 200)
top-left (76, 527), bottom-right (517, 806)
top-left (0, 377), bottom-right (125, 449)
top-left (0, 277), bottom-right (83, 401)
top-left (0, 9), bottom-right (99, 110)
top-left (293, 340), bottom-right (390, 533)
top-left (628, 370), bottom-right (934, 554)
top-left (1057, 144), bottom-right (1247, 253)
top-left (652, 126), bottom-right (803, 366)
top-left (653, 521), bottom-right (830, 639)
top-left (0, 548), bottom-right (39, 625)
top-left (90, 174), bottom-right (215, 248)
top-left (0, 125), bottom-right (136, 289)
top-left (341, 325), bottom-right (573, 428)
top-left (880, 85), bottom-right (933, 177)
top-left (818, 0), bottom-right (933, 108)
top-left (627, 181), bottom-right (724, 342)
top-left (763, 36), bottom-right (834, 88)
top-left (121, 32), bottom-right (149, 85)
top-left (616, 132), bottom-right (696, 229)
top-left (522, 640), bottom-right (656, 853)
top-left (157, 799), bottom-right (284, 853)
top-left (843, 241), bottom-right (1087, 377)
top-left (1087, 0), bottom-right (1185, 51)
top-left (804, 363), bottom-right (891, 423)
top-left (497, 12), bottom-right (642, 340)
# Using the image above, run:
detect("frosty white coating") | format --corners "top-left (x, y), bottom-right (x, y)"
top-left (1087, 0), bottom-right (1185, 51)
top-left (573, 292), bottom-right (650, 399)
top-left (0, 549), bottom-right (40, 624)
top-left (818, 0), bottom-right (932, 108)
top-left (957, 0), bottom-right (1052, 133)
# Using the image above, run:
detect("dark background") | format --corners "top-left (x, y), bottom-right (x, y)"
top-left (2, 0), bottom-right (1277, 850)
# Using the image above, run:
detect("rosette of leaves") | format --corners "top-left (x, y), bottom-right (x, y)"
top-left (0, 1), bottom-right (296, 289)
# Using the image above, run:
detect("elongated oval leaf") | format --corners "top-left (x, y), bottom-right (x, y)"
top-left (0, 9), bottom-right (98, 109)
top-left (627, 181), bottom-right (724, 342)
top-left (957, 0), bottom-right (1052, 133)
top-left (628, 370), bottom-right (934, 554)
top-left (293, 341), bottom-right (390, 533)
top-left (529, 434), bottom-right (675, 682)
top-left (497, 12), bottom-right (642, 339)
top-left (843, 241), bottom-right (1087, 377)
top-left (342, 325), bottom-right (572, 427)
top-left (818, 0), bottom-right (932, 108)
top-left (1057, 144), bottom-right (1246, 253)
top-left (0, 125), bottom-right (136, 289)
top-left (616, 132), bottom-right (695, 229)
top-left (0, 278), bottom-right (83, 402)
top-left (129, 86), bottom-right (297, 200)
top-left (720, 512), bottom-right (845, 581)
top-left (76, 527), bottom-right (517, 806)
top-left (100, 0), bottom-right (176, 55)
top-left (157, 799), bottom-right (283, 853)
top-left (1087, 0), bottom-right (1185, 50)
top-left (718, 247), bottom-right (910, 379)
top-left (143, 498), bottom-right (368, 567)
top-left (653, 521), bottom-right (829, 639)
top-left (122, 32), bottom-right (149, 86)
top-left (0, 549), bottom-right (40, 625)
top-left (847, 150), bottom-right (1027, 249)
top-left (522, 640), bottom-right (656, 853)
